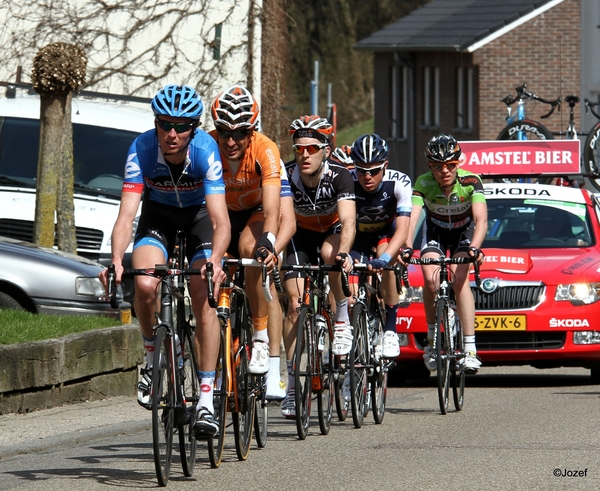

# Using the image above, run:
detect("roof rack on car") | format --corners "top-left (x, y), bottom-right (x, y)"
top-left (0, 81), bottom-right (152, 104)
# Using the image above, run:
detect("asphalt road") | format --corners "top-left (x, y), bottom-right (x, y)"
top-left (1, 366), bottom-right (599, 491)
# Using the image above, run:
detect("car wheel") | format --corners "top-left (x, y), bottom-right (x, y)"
top-left (0, 291), bottom-right (24, 310)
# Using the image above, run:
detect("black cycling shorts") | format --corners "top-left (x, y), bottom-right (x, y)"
top-left (284, 225), bottom-right (340, 281)
top-left (134, 199), bottom-right (213, 265)
top-left (420, 220), bottom-right (475, 257)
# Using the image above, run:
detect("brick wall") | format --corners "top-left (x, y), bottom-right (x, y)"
top-left (474, 0), bottom-right (581, 140)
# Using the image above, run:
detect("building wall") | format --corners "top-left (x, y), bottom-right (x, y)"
top-left (474, 0), bottom-right (581, 140)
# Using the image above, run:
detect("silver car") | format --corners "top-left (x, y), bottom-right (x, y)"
top-left (0, 235), bottom-right (131, 322)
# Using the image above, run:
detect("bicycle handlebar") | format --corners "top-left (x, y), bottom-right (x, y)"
top-left (408, 256), bottom-right (482, 289)
top-left (501, 82), bottom-right (561, 119)
top-left (106, 264), bottom-right (120, 309)
top-left (584, 98), bottom-right (600, 120)
top-left (351, 262), bottom-right (410, 295)
top-left (281, 262), bottom-right (352, 297)
top-left (222, 257), bottom-right (274, 302)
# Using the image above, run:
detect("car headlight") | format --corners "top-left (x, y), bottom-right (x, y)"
top-left (573, 331), bottom-right (600, 344)
top-left (555, 283), bottom-right (600, 305)
top-left (76, 277), bottom-right (106, 299)
top-left (398, 286), bottom-right (423, 306)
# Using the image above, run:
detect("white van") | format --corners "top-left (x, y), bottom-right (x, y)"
top-left (0, 85), bottom-right (152, 300)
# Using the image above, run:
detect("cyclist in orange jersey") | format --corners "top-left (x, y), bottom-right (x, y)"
top-left (210, 85), bottom-right (295, 399)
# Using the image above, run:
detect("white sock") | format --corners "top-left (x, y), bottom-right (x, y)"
top-left (143, 335), bottom-right (156, 368)
top-left (197, 376), bottom-right (215, 414)
top-left (253, 329), bottom-right (269, 343)
top-left (464, 335), bottom-right (476, 353)
top-left (334, 298), bottom-right (349, 324)
top-left (267, 356), bottom-right (281, 380)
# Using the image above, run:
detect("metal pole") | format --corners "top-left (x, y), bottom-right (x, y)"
top-left (311, 60), bottom-right (319, 115)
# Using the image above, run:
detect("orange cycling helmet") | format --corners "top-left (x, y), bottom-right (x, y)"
top-left (425, 134), bottom-right (462, 163)
top-left (330, 144), bottom-right (354, 167)
top-left (289, 115), bottom-right (333, 143)
top-left (211, 85), bottom-right (260, 130)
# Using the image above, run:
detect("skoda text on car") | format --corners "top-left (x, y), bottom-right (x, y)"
top-left (395, 140), bottom-right (600, 381)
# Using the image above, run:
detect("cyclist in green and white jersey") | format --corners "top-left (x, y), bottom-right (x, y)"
top-left (401, 134), bottom-right (487, 373)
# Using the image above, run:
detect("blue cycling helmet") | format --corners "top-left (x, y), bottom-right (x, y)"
top-left (350, 134), bottom-right (389, 164)
top-left (151, 84), bottom-right (204, 120)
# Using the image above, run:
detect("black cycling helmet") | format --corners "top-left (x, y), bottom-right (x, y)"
top-left (425, 134), bottom-right (462, 163)
top-left (351, 134), bottom-right (389, 164)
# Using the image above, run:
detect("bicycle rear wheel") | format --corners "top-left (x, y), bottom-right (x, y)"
top-left (207, 326), bottom-right (227, 468)
top-left (294, 307), bottom-right (313, 440)
top-left (152, 325), bottom-right (174, 486)
top-left (317, 316), bottom-right (333, 435)
top-left (232, 291), bottom-right (255, 460)
top-left (436, 299), bottom-right (451, 415)
top-left (583, 122), bottom-right (600, 192)
top-left (177, 311), bottom-right (198, 477)
top-left (496, 119), bottom-right (554, 184)
top-left (253, 376), bottom-right (268, 448)
top-left (350, 304), bottom-right (369, 428)
top-left (452, 320), bottom-right (465, 411)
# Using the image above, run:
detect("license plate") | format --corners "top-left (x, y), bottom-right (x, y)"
top-left (120, 309), bottom-right (132, 325)
top-left (474, 315), bottom-right (526, 331)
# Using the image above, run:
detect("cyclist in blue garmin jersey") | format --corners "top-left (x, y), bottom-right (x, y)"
top-left (99, 84), bottom-right (231, 437)
top-left (349, 134), bottom-right (412, 359)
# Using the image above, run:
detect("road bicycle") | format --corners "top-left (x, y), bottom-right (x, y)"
top-left (280, 260), bottom-right (351, 439)
top-left (407, 255), bottom-right (481, 415)
top-left (205, 257), bottom-right (279, 464)
top-left (582, 98), bottom-right (600, 192)
top-left (348, 263), bottom-right (405, 427)
top-left (107, 232), bottom-right (200, 486)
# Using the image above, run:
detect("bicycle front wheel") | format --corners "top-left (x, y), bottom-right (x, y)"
top-left (232, 292), bottom-right (255, 461)
top-left (497, 119), bottom-right (554, 184)
top-left (177, 313), bottom-right (198, 477)
top-left (253, 376), bottom-right (268, 448)
top-left (152, 325), bottom-right (174, 486)
top-left (583, 122), bottom-right (600, 192)
top-left (317, 316), bottom-right (333, 435)
top-left (350, 303), bottom-right (369, 428)
top-left (294, 307), bottom-right (313, 440)
top-left (370, 313), bottom-right (387, 424)
top-left (452, 320), bottom-right (465, 411)
top-left (435, 299), bottom-right (451, 415)
top-left (207, 325), bottom-right (227, 468)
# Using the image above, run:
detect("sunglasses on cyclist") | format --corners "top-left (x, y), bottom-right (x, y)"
top-left (354, 163), bottom-right (386, 177)
top-left (155, 119), bottom-right (196, 134)
top-left (215, 127), bottom-right (252, 141)
top-left (292, 143), bottom-right (328, 155)
top-left (429, 162), bottom-right (458, 172)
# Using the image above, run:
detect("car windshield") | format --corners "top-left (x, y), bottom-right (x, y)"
top-left (484, 199), bottom-right (593, 248)
top-left (0, 116), bottom-right (139, 198)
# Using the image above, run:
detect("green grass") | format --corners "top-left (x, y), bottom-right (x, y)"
top-left (0, 310), bottom-right (121, 345)
top-left (335, 118), bottom-right (374, 147)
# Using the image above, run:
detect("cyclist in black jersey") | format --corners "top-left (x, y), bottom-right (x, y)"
top-left (281, 115), bottom-right (356, 418)
top-left (401, 134), bottom-right (487, 374)
top-left (349, 134), bottom-right (412, 360)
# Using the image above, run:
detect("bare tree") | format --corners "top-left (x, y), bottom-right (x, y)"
top-left (31, 42), bottom-right (87, 253)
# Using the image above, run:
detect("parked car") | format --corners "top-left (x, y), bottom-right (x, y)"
top-left (0, 85), bottom-right (150, 302)
top-left (396, 181), bottom-right (600, 382)
top-left (0, 235), bottom-right (131, 322)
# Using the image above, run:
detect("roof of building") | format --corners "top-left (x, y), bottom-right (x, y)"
top-left (355, 0), bottom-right (563, 52)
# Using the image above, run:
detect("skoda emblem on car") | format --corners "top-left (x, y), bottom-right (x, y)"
top-left (480, 278), bottom-right (499, 294)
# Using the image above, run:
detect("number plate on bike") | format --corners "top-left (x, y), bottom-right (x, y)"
top-left (474, 315), bottom-right (526, 330)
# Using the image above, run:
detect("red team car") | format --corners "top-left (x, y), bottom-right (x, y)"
top-left (395, 141), bottom-right (600, 382)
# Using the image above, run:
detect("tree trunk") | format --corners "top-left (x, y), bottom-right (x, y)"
top-left (56, 92), bottom-right (77, 254)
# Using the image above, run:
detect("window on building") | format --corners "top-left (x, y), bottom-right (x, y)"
top-left (423, 66), bottom-right (439, 128)
top-left (389, 64), bottom-right (408, 140)
top-left (456, 67), bottom-right (474, 131)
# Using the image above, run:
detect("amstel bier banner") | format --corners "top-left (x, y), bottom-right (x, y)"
top-left (459, 140), bottom-right (580, 176)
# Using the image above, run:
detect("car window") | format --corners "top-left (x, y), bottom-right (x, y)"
top-left (0, 116), bottom-right (140, 197)
top-left (412, 198), bottom-right (594, 250)
top-left (484, 199), bottom-right (592, 248)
